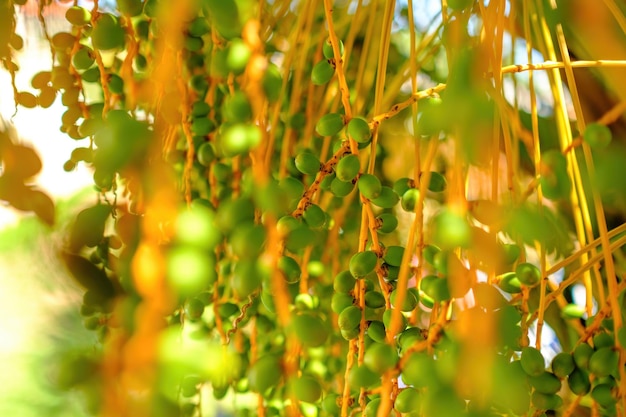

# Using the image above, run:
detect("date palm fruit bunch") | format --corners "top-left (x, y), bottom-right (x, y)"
top-left (4, 0), bottom-right (626, 416)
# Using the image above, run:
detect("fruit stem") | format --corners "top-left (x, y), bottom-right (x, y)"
top-left (322, 0), bottom-right (352, 119)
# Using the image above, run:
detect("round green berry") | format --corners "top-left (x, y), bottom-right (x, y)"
top-left (521, 346), bottom-right (545, 377)
top-left (295, 152), bottom-right (321, 176)
top-left (315, 113), bottom-right (344, 137)
top-left (311, 60), bottom-right (335, 85)
top-left (588, 347), bottom-right (618, 377)
top-left (364, 342), bottom-right (398, 374)
top-left (364, 290), bottom-right (385, 309)
top-left (335, 154), bottom-right (360, 181)
top-left (303, 203), bottom-right (326, 228)
top-left (427, 171), bottom-right (447, 192)
top-left (376, 213), bottom-right (398, 234)
top-left (291, 313), bottom-right (328, 347)
top-left (334, 270), bottom-right (356, 293)
top-left (248, 355), bottom-right (282, 393)
top-left (528, 371), bottom-right (561, 394)
top-left (278, 255), bottom-right (301, 283)
top-left (357, 174), bottom-right (382, 199)
top-left (347, 117), bottom-right (371, 143)
top-left (551, 352), bottom-right (575, 378)
top-left (330, 178), bottom-right (354, 197)
top-left (367, 321), bottom-right (386, 343)
top-left (349, 250), bottom-right (378, 278)
top-left (568, 368), bottom-right (590, 395)
top-left (323, 38), bottom-right (344, 60)
top-left (390, 288), bottom-right (417, 312)
top-left (331, 293), bottom-right (355, 314)
top-left (197, 142), bottom-right (216, 166)
top-left (338, 305), bottom-right (361, 331)
top-left (289, 375), bottom-right (322, 403)
top-left (583, 123), bottom-right (612, 149)
top-left (371, 186), bottom-right (400, 208)
top-left (516, 262), bottom-right (541, 286)
top-left (394, 387), bottom-right (422, 413)
top-left (401, 188), bottom-right (421, 212)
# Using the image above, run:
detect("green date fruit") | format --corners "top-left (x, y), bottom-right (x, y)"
top-left (539, 150), bottom-right (571, 200)
top-left (330, 177), bottom-right (354, 197)
top-left (376, 213), bottom-right (398, 233)
top-left (383, 308), bottom-right (407, 332)
top-left (349, 250), bottom-right (378, 278)
top-left (390, 288), bottom-right (417, 312)
top-left (591, 383), bottom-right (615, 407)
top-left (291, 313), bottom-right (328, 347)
top-left (551, 352), bottom-right (575, 378)
top-left (447, 0), bottom-right (474, 11)
top-left (248, 355), bottom-right (282, 393)
top-left (573, 343), bottom-right (594, 369)
top-left (66, 6), bottom-right (91, 26)
top-left (401, 188), bottom-right (421, 212)
top-left (303, 203), bottom-right (326, 228)
top-left (331, 293), bottom-right (354, 314)
top-left (394, 387), bottom-right (422, 413)
top-left (322, 393), bottom-right (341, 414)
top-left (315, 113), bottom-right (344, 137)
top-left (529, 371), bottom-right (561, 394)
top-left (371, 186), bottom-right (400, 208)
top-left (357, 174), bottom-right (382, 199)
top-left (588, 347), bottom-right (618, 377)
top-left (431, 208), bottom-right (471, 250)
top-left (166, 247), bottom-right (216, 296)
top-left (401, 352), bottom-right (437, 388)
top-left (184, 298), bottom-right (205, 321)
top-left (367, 321), bottom-right (386, 343)
top-left (592, 332), bottom-right (614, 349)
top-left (92, 14), bottom-right (125, 51)
top-left (117, 0), bottom-right (143, 16)
top-left (338, 305), bottom-right (361, 330)
top-left (219, 124), bottom-right (261, 156)
top-left (383, 246), bottom-right (405, 267)
top-left (227, 39), bottom-right (251, 74)
top-left (295, 152), bottom-right (321, 176)
top-left (583, 123), bottom-right (612, 149)
top-left (323, 38), bottom-right (344, 59)
top-left (347, 117), bottom-right (371, 143)
top-left (567, 368), bottom-right (590, 395)
top-left (364, 342), bottom-right (398, 374)
top-left (349, 364), bottom-right (379, 389)
top-left (363, 398), bottom-right (380, 417)
top-left (311, 60), bottom-right (334, 85)
top-left (521, 346), bottom-right (545, 377)
top-left (278, 255), bottom-right (301, 283)
top-left (531, 391), bottom-right (563, 410)
top-left (197, 142), bottom-right (216, 166)
top-left (223, 91), bottom-right (252, 123)
top-left (516, 262), bottom-right (541, 286)
top-left (364, 291), bottom-right (385, 309)
top-left (72, 46), bottom-right (95, 70)
top-left (289, 375), bottom-right (322, 403)
top-left (498, 272), bottom-right (522, 294)
top-left (335, 154), bottom-right (360, 181)
top-left (333, 270), bottom-right (356, 293)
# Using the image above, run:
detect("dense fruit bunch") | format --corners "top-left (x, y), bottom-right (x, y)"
top-left (4, 1), bottom-right (626, 417)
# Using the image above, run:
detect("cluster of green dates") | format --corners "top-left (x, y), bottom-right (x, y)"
top-left (510, 333), bottom-right (623, 416)
top-left (23, 1), bottom-right (623, 417)
top-left (311, 39), bottom-right (343, 85)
